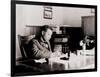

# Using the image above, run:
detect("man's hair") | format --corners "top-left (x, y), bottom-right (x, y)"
top-left (35, 25), bottom-right (53, 39)
top-left (40, 25), bottom-right (53, 32)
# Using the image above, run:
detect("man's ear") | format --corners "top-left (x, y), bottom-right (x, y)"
top-left (42, 31), bottom-right (45, 35)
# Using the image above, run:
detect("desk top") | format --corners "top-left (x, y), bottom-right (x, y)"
top-left (17, 49), bottom-right (95, 72)
top-left (48, 49), bottom-right (95, 70)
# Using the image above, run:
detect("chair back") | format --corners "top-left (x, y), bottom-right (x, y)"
top-left (18, 35), bottom-right (35, 59)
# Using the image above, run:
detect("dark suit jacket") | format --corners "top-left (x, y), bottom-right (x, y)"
top-left (28, 37), bottom-right (52, 59)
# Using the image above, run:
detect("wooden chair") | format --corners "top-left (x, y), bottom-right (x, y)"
top-left (17, 35), bottom-right (51, 72)
top-left (18, 35), bottom-right (35, 60)
top-left (17, 34), bottom-right (47, 63)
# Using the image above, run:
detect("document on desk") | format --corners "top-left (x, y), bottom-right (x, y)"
top-left (34, 58), bottom-right (47, 63)
top-left (49, 53), bottom-right (69, 62)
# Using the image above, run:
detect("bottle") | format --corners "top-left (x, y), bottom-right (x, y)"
top-left (83, 43), bottom-right (86, 52)
top-left (82, 36), bottom-right (87, 52)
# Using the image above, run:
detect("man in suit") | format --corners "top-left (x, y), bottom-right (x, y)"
top-left (28, 25), bottom-right (58, 59)
top-left (27, 25), bottom-right (64, 72)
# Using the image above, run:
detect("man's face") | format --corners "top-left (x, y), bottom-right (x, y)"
top-left (42, 29), bottom-right (53, 41)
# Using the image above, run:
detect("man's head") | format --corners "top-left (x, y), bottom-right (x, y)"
top-left (41, 25), bottom-right (53, 42)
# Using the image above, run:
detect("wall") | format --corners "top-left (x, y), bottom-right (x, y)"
top-left (16, 4), bottom-right (64, 35)
top-left (62, 7), bottom-right (94, 27)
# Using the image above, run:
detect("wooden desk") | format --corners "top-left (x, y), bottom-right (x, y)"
top-left (15, 49), bottom-right (95, 75)
top-left (48, 50), bottom-right (95, 71)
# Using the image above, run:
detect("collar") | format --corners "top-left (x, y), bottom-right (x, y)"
top-left (40, 36), bottom-right (51, 51)
top-left (40, 36), bottom-right (48, 44)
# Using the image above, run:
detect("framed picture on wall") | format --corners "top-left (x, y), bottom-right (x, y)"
top-left (44, 6), bottom-right (52, 19)
top-left (11, 0), bottom-right (97, 76)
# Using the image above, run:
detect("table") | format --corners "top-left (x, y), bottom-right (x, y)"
top-left (15, 49), bottom-right (95, 75)
top-left (48, 49), bottom-right (95, 71)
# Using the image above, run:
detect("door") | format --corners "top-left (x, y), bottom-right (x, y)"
top-left (82, 16), bottom-right (95, 36)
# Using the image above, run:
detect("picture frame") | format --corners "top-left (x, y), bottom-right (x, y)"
top-left (11, 0), bottom-right (97, 76)
top-left (44, 6), bottom-right (52, 19)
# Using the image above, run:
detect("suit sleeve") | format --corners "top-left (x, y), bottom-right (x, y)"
top-left (29, 39), bottom-right (52, 59)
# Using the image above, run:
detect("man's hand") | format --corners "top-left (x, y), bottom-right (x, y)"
top-left (50, 51), bottom-right (61, 58)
